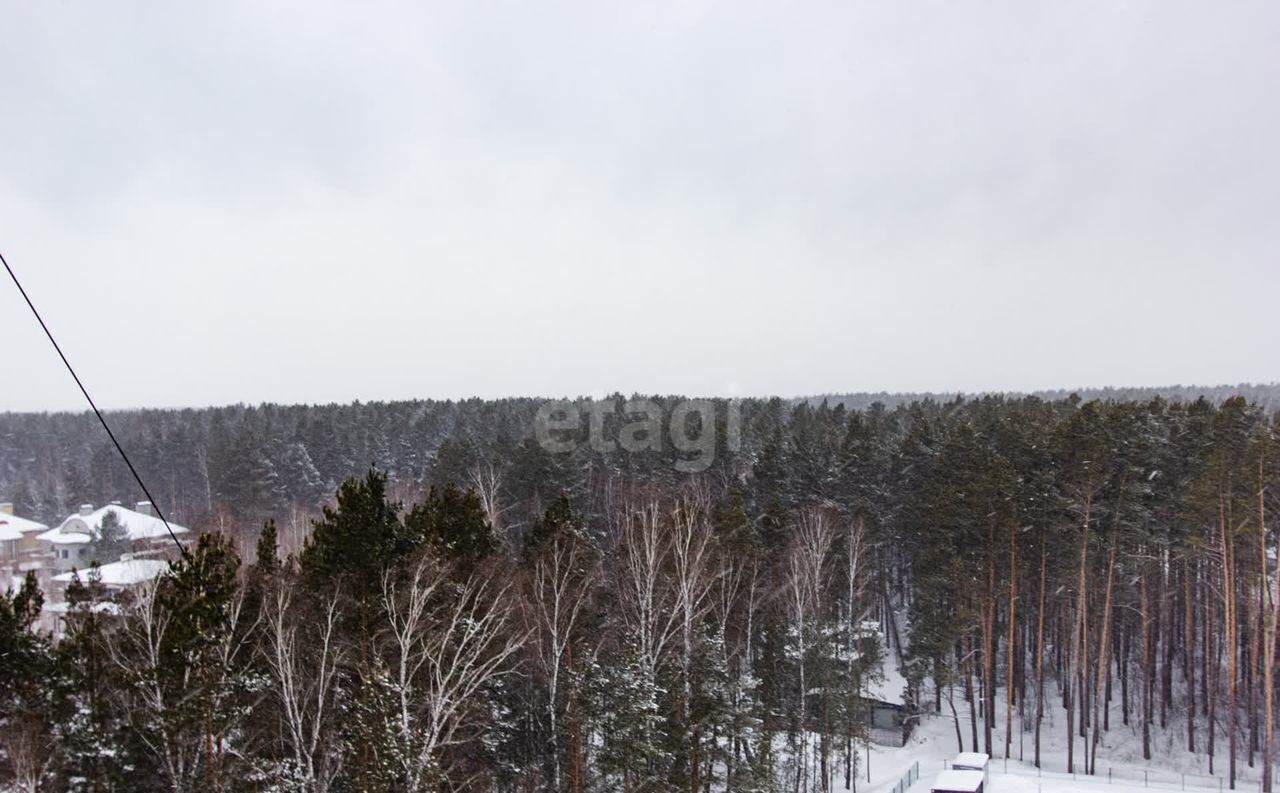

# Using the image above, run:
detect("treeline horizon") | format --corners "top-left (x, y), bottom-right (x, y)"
top-left (2, 384), bottom-right (1277, 533)
top-left (6, 381), bottom-right (1279, 418)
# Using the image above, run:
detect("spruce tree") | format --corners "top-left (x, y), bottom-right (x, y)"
top-left (0, 573), bottom-right (55, 791)
top-left (91, 509), bottom-right (130, 564)
top-left (51, 568), bottom-right (136, 792)
top-left (300, 468), bottom-right (416, 621)
top-left (405, 483), bottom-right (500, 571)
top-left (111, 533), bottom-right (254, 793)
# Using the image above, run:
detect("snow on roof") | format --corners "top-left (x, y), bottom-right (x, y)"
top-left (953, 752), bottom-right (990, 769)
top-left (36, 528), bottom-right (92, 544)
top-left (43, 601), bottom-right (121, 616)
top-left (931, 769), bottom-right (985, 792)
top-left (865, 658), bottom-right (907, 706)
top-left (53, 505), bottom-right (190, 543)
top-left (0, 524), bottom-right (23, 542)
top-left (0, 514), bottom-right (49, 535)
top-left (53, 559), bottom-right (171, 587)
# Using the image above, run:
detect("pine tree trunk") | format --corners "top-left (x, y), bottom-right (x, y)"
top-left (1006, 520), bottom-right (1017, 760)
top-left (1187, 558), bottom-right (1197, 753)
top-left (1121, 620), bottom-right (1131, 727)
top-left (1090, 544), bottom-right (1117, 775)
top-left (1035, 537), bottom-right (1047, 769)
top-left (963, 632), bottom-right (979, 752)
top-left (982, 595), bottom-right (995, 758)
top-left (1209, 584), bottom-right (1218, 777)
top-left (1162, 556), bottom-right (1175, 731)
top-left (1261, 454), bottom-right (1276, 793)
top-left (1225, 491), bottom-right (1239, 789)
top-left (949, 683), bottom-right (964, 753)
top-left (1146, 562), bottom-right (1157, 762)
top-left (1067, 503), bottom-right (1090, 775)
top-left (1205, 569), bottom-right (1213, 720)
top-left (1075, 512), bottom-right (1090, 745)
top-left (1250, 564), bottom-right (1261, 769)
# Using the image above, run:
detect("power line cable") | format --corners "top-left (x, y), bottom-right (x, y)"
top-left (2, 251), bottom-right (192, 563)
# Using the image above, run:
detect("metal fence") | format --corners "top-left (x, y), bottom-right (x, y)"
top-left (946, 756), bottom-right (1268, 792)
top-left (887, 760), bottom-right (920, 793)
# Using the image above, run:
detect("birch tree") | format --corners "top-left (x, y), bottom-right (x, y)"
top-left (523, 505), bottom-right (598, 793)
top-left (784, 509), bottom-right (834, 793)
top-left (262, 582), bottom-right (346, 793)
top-left (381, 555), bottom-right (526, 790)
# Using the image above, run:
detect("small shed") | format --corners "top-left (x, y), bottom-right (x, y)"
top-left (952, 751), bottom-right (989, 784)
top-left (952, 752), bottom-right (989, 771)
top-left (867, 697), bottom-right (907, 730)
top-left (930, 768), bottom-right (985, 793)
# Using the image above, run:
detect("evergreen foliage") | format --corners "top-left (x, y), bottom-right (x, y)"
top-left (91, 510), bottom-right (130, 565)
top-left (2, 392), bottom-right (1280, 791)
top-left (405, 482), bottom-right (499, 569)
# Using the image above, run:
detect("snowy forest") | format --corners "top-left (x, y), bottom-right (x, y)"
top-left (3, 387), bottom-right (1280, 793)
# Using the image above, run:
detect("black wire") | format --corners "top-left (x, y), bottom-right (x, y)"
top-left (1, 251), bottom-right (192, 564)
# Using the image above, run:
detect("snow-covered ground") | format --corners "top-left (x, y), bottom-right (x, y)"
top-left (842, 618), bottom-right (1271, 793)
top-left (830, 712), bottom-right (1265, 793)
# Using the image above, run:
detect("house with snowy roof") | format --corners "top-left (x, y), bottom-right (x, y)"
top-left (52, 557), bottom-right (171, 592)
top-left (36, 556), bottom-right (172, 634)
top-left (37, 502), bottom-right (190, 572)
top-left (0, 502), bottom-right (49, 569)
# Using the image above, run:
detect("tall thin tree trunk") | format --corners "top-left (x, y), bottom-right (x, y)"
top-left (1090, 544), bottom-right (1117, 774)
top-left (1121, 621), bottom-right (1130, 727)
top-left (1034, 537), bottom-right (1047, 769)
top-left (1209, 576), bottom-right (1218, 776)
top-left (1146, 567), bottom-right (1157, 757)
top-left (1224, 491), bottom-right (1239, 789)
top-left (1187, 558), bottom-right (1197, 753)
top-left (1068, 502), bottom-right (1090, 774)
top-left (1261, 451), bottom-right (1276, 793)
top-left (963, 632), bottom-right (979, 753)
top-left (1006, 520), bottom-right (1018, 760)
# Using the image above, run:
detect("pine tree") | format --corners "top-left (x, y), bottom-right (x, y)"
top-left (406, 483), bottom-right (500, 571)
top-left (300, 468), bottom-right (416, 627)
top-left (91, 509), bottom-right (131, 564)
top-left (111, 533), bottom-right (255, 793)
top-left (254, 519), bottom-right (281, 577)
top-left (0, 572), bottom-right (55, 791)
top-left (51, 568), bottom-right (136, 792)
top-left (522, 492), bottom-right (588, 560)
top-left (585, 635), bottom-right (667, 791)
top-left (337, 658), bottom-right (405, 793)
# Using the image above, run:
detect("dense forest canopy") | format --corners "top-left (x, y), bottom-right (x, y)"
top-left (3, 384), bottom-right (1277, 532)
top-left (2, 385), bottom-right (1280, 792)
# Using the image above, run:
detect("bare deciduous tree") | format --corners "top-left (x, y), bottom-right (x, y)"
top-left (263, 582), bottom-right (346, 793)
top-left (524, 529), bottom-right (598, 792)
top-left (108, 576), bottom-right (255, 793)
top-left (4, 713), bottom-right (52, 793)
top-left (381, 556), bottom-right (527, 790)
top-left (785, 509), bottom-right (835, 793)
top-left (469, 463), bottom-right (508, 535)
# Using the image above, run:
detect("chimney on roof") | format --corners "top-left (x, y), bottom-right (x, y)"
top-left (0, 503), bottom-right (12, 516)
top-left (79, 504), bottom-right (93, 517)
top-left (135, 501), bottom-right (153, 517)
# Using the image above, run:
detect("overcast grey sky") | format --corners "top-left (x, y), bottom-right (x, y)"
top-left (2, 1), bottom-right (1277, 412)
